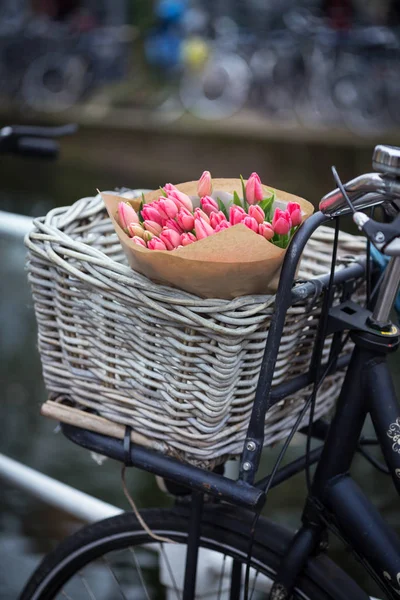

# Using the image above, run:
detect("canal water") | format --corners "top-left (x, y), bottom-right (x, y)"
top-left (1, 131), bottom-right (399, 598)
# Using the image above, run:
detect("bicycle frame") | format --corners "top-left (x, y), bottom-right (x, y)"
top-left (60, 210), bottom-right (400, 599)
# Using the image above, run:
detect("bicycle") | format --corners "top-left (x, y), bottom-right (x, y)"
top-left (19, 143), bottom-right (400, 599)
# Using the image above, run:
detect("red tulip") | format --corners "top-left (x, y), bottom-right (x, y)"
top-left (165, 219), bottom-right (184, 234)
top-left (118, 202), bottom-right (139, 230)
top-left (159, 228), bottom-right (181, 250)
top-left (194, 217), bottom-right (215, 240)
top-left (214, 221), bottom-right (231, 233)
top-left (200, 195), bottom-right (219, 216)
top-left (147, 237), bottom-right (167, 250)
top-left (229, 205), bottom-right (246, 226)
top-left (259, 222), bottom-right (274, 240)
top-left (243, 216), bottom-right (259, 232)
top-left (141, 205), bottom-right (163, 226)
top-left (287, 202), bottom-right (302, 227)
top-left (248, 204), bottom-right (265, 225)
top-left (176, 207), bottom-right (195, 231)
top-left (180, 232), bottom-right (197, 246)
top-left (194, 207), bottom-right (210, 224)
top-left (143, 220), bottom-right (162, 236)
top-left (157, 198), bottom-right (178, 221)
top-left (167, 189), bottom-right (193, 212)
top-left (272, 208), bottom-right (292, 235)
top-left (245, 172), bottom-right (263, 205)
top-left (209, 211), bottom-right (227, 229)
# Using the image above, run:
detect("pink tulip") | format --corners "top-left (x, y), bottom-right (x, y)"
top-left (176, 207), bottom-right (195, 231)
top-left (118, 202), bottom-right (139, 230)
top-left (229, 205), bottom-right (247, 226)
top-left (143, 220), bottom-right (162, 236)
top-left (259, 222), bottom-right (274, 240)
top-left (287, 202), bottom-right (302, 227)
top-left (147, 237), bottom-right (167, 250)
top-left (194, 217), bottom-right (215, 240)
top-left (248, 204), bottom-right (265, 225)
top-left (157, 198), bottom-right (178, 221)
top-left (197, 170), bottom-right (212, 197)
top-left (200, 195), bottom-right (219, 216)
top-left (159, 228), bottom-right (181, 250)
top-left (194, 207), bottom-right (210, 224)
top-left (165, 219), bottom-right (184, 234)
top-left (180, 232), bottom-right (197, 246)
top-left (272, 208), bottom-right (292, 235)
top-left (131, 236), bottom-right (147, 247)
top-left (214, 221), bottom-right (232, 233)
top-left (163, 183), bottom-right (178, 194)
top-left (167, 189), bottom-right (193, 212)
top-left (141, 205), bottom-right (164, 226)
top-left (210, 211), bottom-right (227, 229)
top-left (127, 223), bottom-right (145, 238)
top-left (246, 172), bottom-right (264, 205)
top-left (243, 216), bottom-right (259, 232)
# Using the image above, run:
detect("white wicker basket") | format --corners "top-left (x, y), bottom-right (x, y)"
top-left (26, 193), bottom-right (366, 467)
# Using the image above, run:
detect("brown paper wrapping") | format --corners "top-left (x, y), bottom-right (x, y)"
top-left (101, 178), bottom-right (314, 299)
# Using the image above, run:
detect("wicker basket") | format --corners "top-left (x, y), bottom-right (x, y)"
top-left (26, 192), bottom-right (366, 468)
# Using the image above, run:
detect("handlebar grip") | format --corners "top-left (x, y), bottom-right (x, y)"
top-left (16, 136), bottom-right (59, 159)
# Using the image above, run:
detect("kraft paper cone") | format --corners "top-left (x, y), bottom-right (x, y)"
top-left (101, 179), bottom-right (314, 299)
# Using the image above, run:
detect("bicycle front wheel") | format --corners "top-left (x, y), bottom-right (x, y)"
top-left (20, 505), bottom-right (359, 599)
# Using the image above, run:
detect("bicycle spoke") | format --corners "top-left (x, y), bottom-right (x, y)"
top-left (102, 556), bottom-right (128, 600)
top-left (79, 573), bottom-right (97, 600)
top-left (128, 547), bottom-right (151, 600)
top-left (217, 554), bottom-right (227, 600)
top-left (159, 543), bottom-right (181, 600)
top-left (61, 590), bottom-right (74, 600)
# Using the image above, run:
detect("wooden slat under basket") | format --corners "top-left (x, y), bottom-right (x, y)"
top-left (26, 193), bottom-right (366, 468)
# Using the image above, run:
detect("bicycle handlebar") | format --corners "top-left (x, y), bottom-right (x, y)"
top-left (0, 123), bottom-right (77, 159)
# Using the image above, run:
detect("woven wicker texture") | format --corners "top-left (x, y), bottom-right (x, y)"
top-left (26, 193), bottom-right (366, 466)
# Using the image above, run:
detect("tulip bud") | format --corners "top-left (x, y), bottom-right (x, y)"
top-left (131, 236), bottom-right (147, 247)
top-left (197, 170), bottom-right (212, 197)
top-left (176, 207), bottom-right (195, 232)
top-left (157, 198), bottom-right (178, 221)
top-left (147, 237), bottom-right (167, 250)
top-left (180, 232), bottom-right (197, 246)
top-left (287, 202), bottom-right (302, 227)
top-left (248, 204), bottom-right (265, 225)
top-left (214, 221), bottom-right (231, 233)
top-left (209, 211), bottom-right (227, 229)
top-left (200, 195), bottom-right (219, 216)
top-left (246, 172), bottom-right (264, 205)
top-left (272, 208), bottom-right (292, 235)
top-left (118, 202), bottom-right (139, 230)
top-left (194, 207), bottom-right (210, 224)
top-left (167, 189), bottom-right (193, 212)
top-left (127, 223), bottom-right (145, 238)
top-left (165, 219), bottom-right (184, 234)
top-left (164, 183), bottom-right (178, 194)
top-left (194, 217), bottom-right (215, 240)
top-left (243, 216), bottom-right (259, 232)
top-left (159, 228), bottom-right (182, 250)
top-left (142, 230), bottom-right (154, 243)
top-left (143, 220), bottom-right (162, 236)
top-left (141, 205), bottom-right (163, 226)
top-left (259, 222), bottom-right (274, 240)
top-left (229, 205), bottom-right (246, 226)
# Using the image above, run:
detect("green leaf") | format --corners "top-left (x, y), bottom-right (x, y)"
top-left (233, 191), bottom-right (242, 208)
top-left (259, 190), bottom-right (276, 221)
top-left (138, 194), bottom-right (146, 223)
top-left (217, 197), bottom-right (229, 219)
top-left (159, 187), bottom-right (167, 197)
top-left (240, 175), bottom-right (247, 206)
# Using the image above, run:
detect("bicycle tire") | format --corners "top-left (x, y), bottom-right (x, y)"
top-left (20, 505), bottom-right (364, 600)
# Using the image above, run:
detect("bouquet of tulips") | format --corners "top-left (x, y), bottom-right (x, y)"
top-left (117, 172), bottom-right (303, 252)
top-left (101, 173), bottom-right (314, 299)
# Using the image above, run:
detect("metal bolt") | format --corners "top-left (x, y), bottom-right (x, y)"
top-left (375, 231), bottom-right (385, 243)
top-left (246, 441), bottom-right (256, 452)
top-left (242, 461), bottom-right (252, 472)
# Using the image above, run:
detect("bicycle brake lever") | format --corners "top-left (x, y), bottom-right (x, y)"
top-left (353, 211), bottom-right (400, 255)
